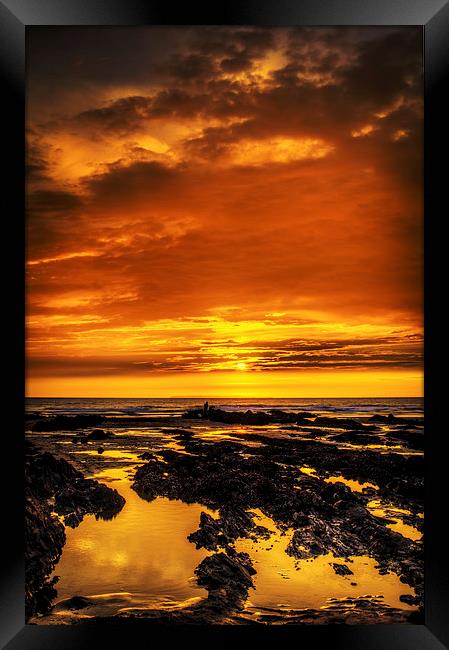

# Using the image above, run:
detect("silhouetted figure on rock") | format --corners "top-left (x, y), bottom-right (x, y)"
top-left (203, 401), bottom-right (209, 418)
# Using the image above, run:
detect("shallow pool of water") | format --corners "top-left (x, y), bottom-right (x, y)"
top-left (367, 499), bottom-right (422, 542)
top-left (324, 475), bottom-right (379, 493)
top-left (49, 467), bottom-right (215, 616)
top-left (235, 510), bottom-right (416, 611)
top-left (42, 445), bottom-right (419, 621)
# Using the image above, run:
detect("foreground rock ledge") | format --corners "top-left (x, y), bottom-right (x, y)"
top-left (25, 441), bottom-right (125, 620)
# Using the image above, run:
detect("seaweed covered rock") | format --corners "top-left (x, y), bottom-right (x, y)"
top-left (331, 562), bottom-right (354, 576)
top-left (55, 479), bottom-right (125, 527)
top-left (370, 414), bottom-right (397, 423)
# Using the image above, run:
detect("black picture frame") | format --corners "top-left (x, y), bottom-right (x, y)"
top-left (1, 1), bottom-right (448, 648)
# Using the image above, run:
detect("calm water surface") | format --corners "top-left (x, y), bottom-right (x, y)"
top-left (50, 465), bottom-right (214, 617)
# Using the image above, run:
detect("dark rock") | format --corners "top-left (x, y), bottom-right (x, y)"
top-left (139, 451), bottom-right (157, 461)
top-left (176, 430), bottom-right (195, 440)
top-left (399, 593), bottom-right (421, 606)
top-left (331, 431), bottom-right (385, 445)
top-left (97, 447), bottom-right (105, 454)
top-left (182, 407), bottom-right (375, 430)
top-left (25, 491), bottom-right (65, 620)
top-left (86, 429), bottom-right (114, 441)
top-left (55, 479), bottom-right (125, 525)
top-left (195, 550), bottom-right (256, 609)
top-left (62, 595), bottom-right (95, 610)
top-left (182, 407), bottom-right (316, 426)
top-left (331, 563), bottom-right (354, 576)
top-left (189, 512), bottom-right (224, 550)
top-left (309, 417), bottom-right (377, 432)
top-left (268, 409), bottom-right (301, 423)
top-left (387, 429), bottom-right (424, 451)
top-left (183, 409), bottom-right (205, 419)
top-left (189, 507), bottom-right (270, 550)
top-left (370, 414), bottom-right (397, 423)
top-left (25, 412), bottom-right (41, 421)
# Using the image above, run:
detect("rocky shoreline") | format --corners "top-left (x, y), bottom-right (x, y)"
top-left (131, 433), bottom-right (423, 623)
top-left (25, 408), bottom-right (424, 625)
top-left (25, 441), bottom-right (125, 620)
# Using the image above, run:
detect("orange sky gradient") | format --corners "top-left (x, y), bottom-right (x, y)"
top-left (26, 27), bottom-right (423, 397)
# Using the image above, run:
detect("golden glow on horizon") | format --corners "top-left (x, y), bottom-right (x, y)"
top-left (27, 369), bottom-right (423, 399)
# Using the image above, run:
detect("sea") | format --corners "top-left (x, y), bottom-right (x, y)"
top-left (26, 397), bottom-right (424, 419)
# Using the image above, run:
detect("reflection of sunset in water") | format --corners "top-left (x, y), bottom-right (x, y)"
top-left (235, 509), bottom-right (416, 611)
top-left (324, 475), bottom-right (379, 493)
top-left (48, 461), bottom-right (417, 618)
top-left (367, 499), bottom-right (422, 542)
top-left (50, 467), bottom-right (215, 615)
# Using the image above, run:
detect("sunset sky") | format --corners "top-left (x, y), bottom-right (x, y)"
top-left (26, 27), bottom-right (423, 397)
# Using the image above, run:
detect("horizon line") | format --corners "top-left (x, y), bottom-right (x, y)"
top-left (26, 395), bottom-right (423, 400)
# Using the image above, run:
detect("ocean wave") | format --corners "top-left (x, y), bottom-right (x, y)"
top-left (26, 397), bottom-right (423, 419)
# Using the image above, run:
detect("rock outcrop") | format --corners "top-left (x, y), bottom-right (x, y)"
top-left (25, 442), bottom-right (125, 619)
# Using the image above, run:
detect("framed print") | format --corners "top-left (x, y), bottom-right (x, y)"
top-left (1, 1), bottom-right (448, 648)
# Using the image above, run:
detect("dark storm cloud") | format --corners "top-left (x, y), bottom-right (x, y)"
top-left (340, 29), bottom-right (422, 106)
top-left (26, 129), bottom-right (51, 182)
top-left (28, 189), bottom-right (83, 214)
top-left (28, 353), bottom-right (218, 377)
top-left (191, 26), bottom-right (274, 66)
top-left (167, 53), bottom-right (216, 81)
top-left (27, 26), bottom-right (276, 123)
top-left (83, 160), bottom-right (178, 204)
top-left (70, 87), bottom-right (253, 136)
top-left (75, 96), bottom-right (151, 135)
top-left (38, 25), bottom-right (422, 178)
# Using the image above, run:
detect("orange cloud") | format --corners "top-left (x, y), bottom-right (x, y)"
top-left (26, 26), bottom-right (423, 396)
